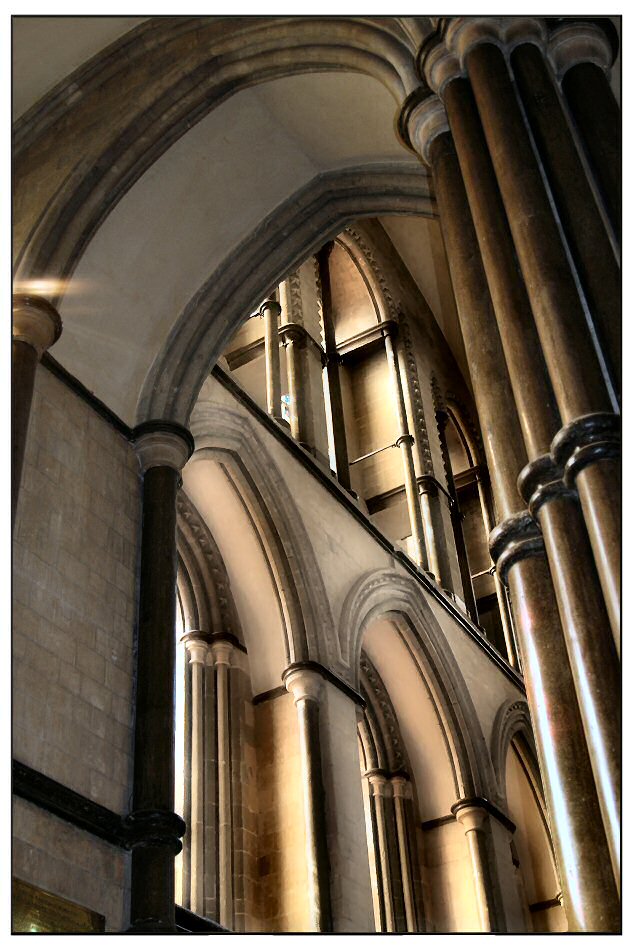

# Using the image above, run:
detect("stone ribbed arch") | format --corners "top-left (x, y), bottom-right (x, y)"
top-left (339, 567), bottom-right (497, 801)
top-left (189, 398), bottom-right (340, 674)
top-left (137, 164), bottom-right (435, 425)
top-left (14, 15), bottom-right (432, 284)
top-left (359, 653), bottom-right (410, 775)
top-left (489, 699), bottom-right (542, 811)
top-left (176, 489), bottom-right (243, 640)
top-left (337, 224), bottom-right (398, 325)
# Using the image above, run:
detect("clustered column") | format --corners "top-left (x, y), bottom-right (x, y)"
top-left (260, 298), bottom-right (283, 423)
top-left (403, 79), bottom-right (619, 929)
top-left (12, 294), bottom-right (62, 528)
top-left (125, 421), bottom-right (194, 933)
top-left (180, 631), bottom-right (241, 929)
top-left (425, 27), bottom-right (620, 882)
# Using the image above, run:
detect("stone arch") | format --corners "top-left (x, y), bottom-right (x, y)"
top-left (188, 394), bottom-right (341, 676)
top-left (176, 490), bottom-right (243, 641)
top-left (137, 164), bottom-right (434, 425)
top-left (489, 699), bottom-right (542, 811)
top-left (14, 16), bottom-right (431, 285)
top-left (339, 567), bottom-right (497, 801)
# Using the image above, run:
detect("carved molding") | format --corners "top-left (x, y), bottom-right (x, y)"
top-left (400, 318), bottom-right (434, 475)
top-left (360, 653), bottom-right (408, 774)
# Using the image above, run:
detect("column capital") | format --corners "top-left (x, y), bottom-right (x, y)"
top-left (280, 321), bottom-right (309, 347)
top-left (12, 293), bottom-right (62, 358)
top-left (366, 770), bottom-right (393, 797)
top-left (390, 774), bottom-right (413, 800)
top-left (444, 16), bottom-right (547, 67)
top-left (283, 665), bottom-right (325, 704)
top-left (405, 93), bottom-right (449, 167)
top-left (181, 631), bottom-right (209, 665)
top-left (283, 660), bottom-right (366, 708)
top-left (489, 512), bottom-right (545, 586)
top-left (259, 298), bottom-right (282, 318)
top-left (451, 796), bottom-right (516, 834)
top-left (547, 20), bottom-right (614, 79)
top-left (133, 420), bottom-right (194, 474)
top-left (211, 639), bottom-right (234, 667)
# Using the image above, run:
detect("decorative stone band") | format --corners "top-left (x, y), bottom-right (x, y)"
top-left (421, 17), bottom-right (547, 95)
top-left (283, 660), bottom-right (366, 710)
top-left (133, 419), bottom-right (194, 473)
top-left (259, 299), bottom-right (282, 319)
top-left (548, 20), bottom-right (615, 79)
top-left (550, 412), bottom-right (620, 489)
top-left (489, 512), bottom-right (545, 587)
top-left (121, 808), bottom-right (187, 854)
top-left (402, 93), bottom-right (449, 167)
top-left (518, 455), bottom-right (577, 521)
top-left (451, 795), bottom-right (516, 834)
top-left (12, 293), bottom-right (62, 357)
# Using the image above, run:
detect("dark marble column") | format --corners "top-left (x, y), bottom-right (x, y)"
top-left (403, 101), bottom-right (620, 928)
top-left (550, 20), bottom-right (621, 244)
top-left (12, 294), bottom-right (62, 528)
top-left (316, 243), bottom-right (352, 492)
top-left (464, 40), bottom-right (620, 652)
top-left (511, 40), bottom-right (620, 398)
top-left (439, 74), bottom-right (620, 879)
top-left (124, 421), bottom-right (194, 933)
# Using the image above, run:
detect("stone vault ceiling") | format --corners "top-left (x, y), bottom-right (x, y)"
top-left (11, 16), bottom-right (509, 422)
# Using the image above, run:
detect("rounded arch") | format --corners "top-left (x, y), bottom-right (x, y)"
top-left (14, 16), bottom-right (431, 285)
top-left (137, 164), bottom-right (434, 425)
top-left (339, 567), bottom-right (497, 802)
top-left (188, 390), bottom-right (341, 679)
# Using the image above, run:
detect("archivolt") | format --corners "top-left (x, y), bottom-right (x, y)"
top-left (189, 396), bottom-right (340, 674)
top-left (14, 16), bottom-right (432, 284)
top-left (489, 699), bottom-right (541, 810)
top-left (137, 163), bottom-right (434, 425)
top-left (176, 489), bottom-right (243, 641)
top-left (339, 567), bottom-right (497, 801)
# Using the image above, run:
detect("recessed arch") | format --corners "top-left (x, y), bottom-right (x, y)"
top-left (187, 391), bottom-right (341, 685)
top-left (339, 567), bottom-right (497, 803)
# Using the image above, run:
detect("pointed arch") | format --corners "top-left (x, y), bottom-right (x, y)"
top-left (188, 392), bottom-right (341, 676)
top-left (339, 567), bottom-right (497, 801)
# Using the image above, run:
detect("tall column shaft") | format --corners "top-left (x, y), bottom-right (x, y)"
top-left (465, 42), bottom-right (620, 637)
top-left (511, 42), bottom-right (620, 397)
top-left (261, 299), bottom-right (283, 422)
top-left (182, 634), bottom-right (208, 916)
top-left (213, 640), bottom-right (234, 929)
top-left (441, 72), bottom-right (621, 855)
top-left (12, 295), bottom-right (62, 528)
top-left (383, 324), bottom-right (426, 567)
top-left (452, 803), bottom-right (501, 931)
top-left (391, 777), bottom-right (417, 932)
top-left (563, 61), bottom-right (621, 243)
top-left (284, 668), bottom-right (333, 932)
top-left (367, 773), bottom-right (395, 932)
top-left (491, 532), bottom-right (621, 931)
top-left (317, 243), bottom-right (351, 492)
top-left (125, 422), bottom-right (193, 933)
top-left (409, 119), bottom-right (619, 929)
top-left (281, 325), bottom-right (314, 450)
